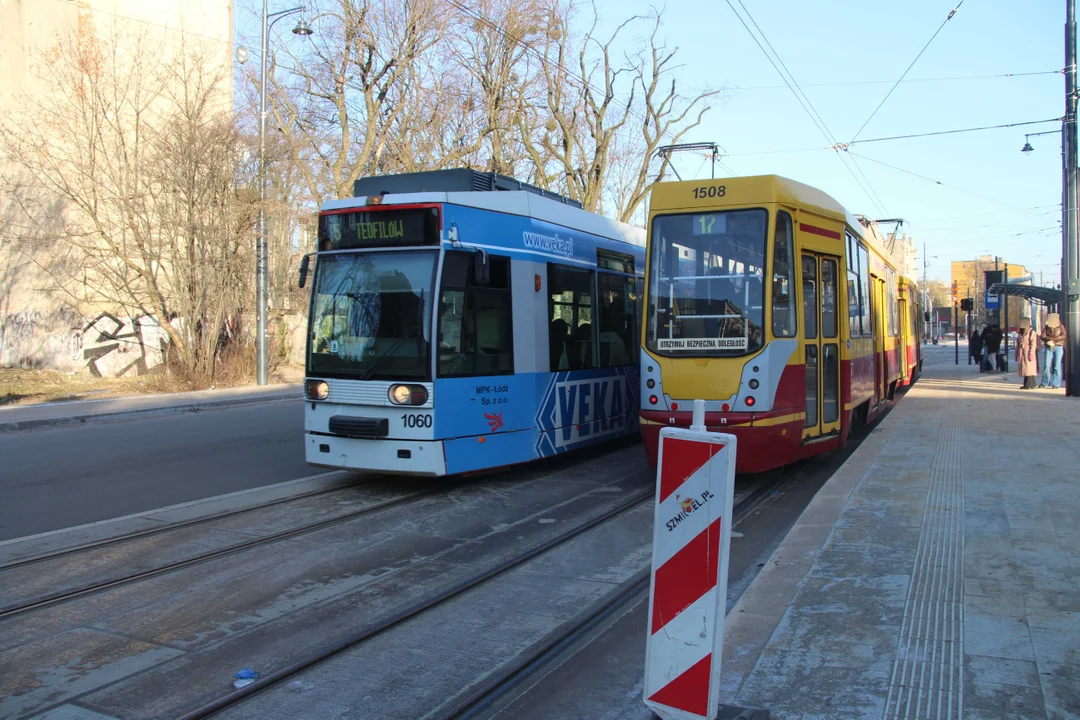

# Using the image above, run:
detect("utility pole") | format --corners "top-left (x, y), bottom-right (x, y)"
top-left (1065, 0), bottom-right (1080, 396)
top-left (1004, 263), bottom-right (1010, 372)
top-left (954, 301), bottom-right (959, 364)
top-left (923, 241), bottom-right (929, 340)
top-left (972, 287), bottom-right (980, 362)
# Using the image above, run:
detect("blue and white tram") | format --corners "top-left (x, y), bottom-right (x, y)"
top-left (301, 170), bottom-right (646, 476)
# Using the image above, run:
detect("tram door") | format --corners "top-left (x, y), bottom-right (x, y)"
top-left (801, 253), bottom-right (842, 441)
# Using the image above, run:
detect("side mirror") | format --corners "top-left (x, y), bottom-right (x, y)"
top-left (923, 311), bottom-right (930, 322)
top-left (474, 248), bottom-right (490, 287)
top-left (298, 254), bottom-right (311, 288)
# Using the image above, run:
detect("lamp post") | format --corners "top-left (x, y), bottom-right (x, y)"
top-left (1066, 0), bottom-right (1080, 396)
top-left (257, 4), bottom-right (313, 386)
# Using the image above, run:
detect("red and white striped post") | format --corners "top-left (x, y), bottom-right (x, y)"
top-left (644, 400), bottom-right (736, 720)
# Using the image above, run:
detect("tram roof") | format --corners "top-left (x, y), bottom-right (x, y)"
top-left (321, 191), bottom-right (645, 248)
top-left (649, 174), bottom-right (866, 237)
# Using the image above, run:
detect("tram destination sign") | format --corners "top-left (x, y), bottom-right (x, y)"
top-left (658, 337), bottom-right (748, 350)
top-left (319, 207), bottom-right (440, 250)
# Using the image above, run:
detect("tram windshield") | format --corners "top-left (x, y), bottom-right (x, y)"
top-left (646, 209), bottom-right (767, 356)
top-left (308, 251), bottom-right (436, 380)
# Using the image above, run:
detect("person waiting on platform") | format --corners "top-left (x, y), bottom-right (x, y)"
top-left (1039, 313), bottom-right (1066, 389)
top-left (980, 324), bottom-right (1002, 373)
top-left (1016, 318), bottom-right (1039, 389)
top-left (969, 328), bottom-right (984, 371)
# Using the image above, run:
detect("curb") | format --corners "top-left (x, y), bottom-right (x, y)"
top-left (0, 388), bottom-right (302, 433)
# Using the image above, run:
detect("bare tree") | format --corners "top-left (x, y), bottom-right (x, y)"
top-left (266, 0), bottom-right (447, 204)
top-left (0, 22), bottom-right (253, 384)
top-left (612, 14), bottom-right (726, 222)
top-left (518, 2), bottom-right (722, 219)
top-left (447, 0), bottom-right (548, 176)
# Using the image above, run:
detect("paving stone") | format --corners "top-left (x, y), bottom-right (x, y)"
top-left (722, 357), bottom-right (1077, 720)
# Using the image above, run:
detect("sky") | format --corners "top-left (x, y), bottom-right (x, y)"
top-left (587, 0), bottom-right (1067, 286)
top-left (232, 0), bottom-right (1070, 285)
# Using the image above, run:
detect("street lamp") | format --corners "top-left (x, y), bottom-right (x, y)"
top-left (257, 4), bottom-right (313, 386)
top-left (1019, 130), bottom-right (1059, 155)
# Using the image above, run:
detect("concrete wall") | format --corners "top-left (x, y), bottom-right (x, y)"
top-left (0, 0), bottom-right (234, 374)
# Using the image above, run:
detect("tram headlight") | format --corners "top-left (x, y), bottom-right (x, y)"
top-left (749, 379), bottom-right (760, 390)
top-left (304, 379), bottom-right (329, 401)
top-left (646, 379), bottom-right (655, 389)
top-left (389, 384), bottom-right (429, 406)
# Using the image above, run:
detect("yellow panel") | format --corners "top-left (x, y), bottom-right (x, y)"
top-left (649, 175), bottom-right (848, 224)
top-left (645, 351), bottom-right (750, 400)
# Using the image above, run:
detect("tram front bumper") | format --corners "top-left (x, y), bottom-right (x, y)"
top-left (305, 433), bottom-right (447, 476)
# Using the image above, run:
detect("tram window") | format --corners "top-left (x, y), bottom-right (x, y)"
top-left (647, 209), bottom-right (767, 356)
top-left (597, 272), bottom-right (635, 367)
top-left (822, 258), bottom-right (838, 338)
top-left (823, 343), bottom-right (839, 423)
top-left (438, 251), bottom-right (513, 377)
top-left (549, 264), bottom-right (596, 371)
top-left (848, 271), bottom-right (861, 336)
top-left (858, 244), bottom-right (872, 337)
top-left (887, 271), bottom-right (899, 337)
top-left (804, 344), bottom-right (818, 428)
top-left (597, 249), bottom-right (635, 274)
top-left (802, 254), bottom-right (818, 340)
top-left (771, 211), bottom-right (796, 337)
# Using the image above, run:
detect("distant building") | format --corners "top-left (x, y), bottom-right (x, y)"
top-left (951, 256), bottom-right (1029, 332)
top-left (0, 0), bottom-right (233, 374)
top-left (885, 231), bottom-right (919, 281)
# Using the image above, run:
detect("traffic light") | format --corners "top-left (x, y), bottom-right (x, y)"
top-left (951, 281), bottom-right (958, 303)
top-left (960, 297), bottom-right (973, 312)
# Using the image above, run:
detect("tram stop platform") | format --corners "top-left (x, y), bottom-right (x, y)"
top-left (720, 346), bottom-right (1080, 720)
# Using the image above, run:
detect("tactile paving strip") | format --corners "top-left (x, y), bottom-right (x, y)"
top-left (884, 380), bottom-right (965, 719)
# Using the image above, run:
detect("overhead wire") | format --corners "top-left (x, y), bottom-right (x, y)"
top-left (839, 118), bottom-right (1062, 148)
top-left (733, 0), bottom-right (889, 214)
top-left (911, 204), bottom-right (1061, 225)
top-left (724, 119), bottom-right (1064, 159)
top-left (845, 151), bottom-right (1037, 213)
top-left (724, 0), bottom-right (889, 216)
top-left (850, 1), bottom-right (965, 143)
top-left (733, 70), bottom-right (1061, 91)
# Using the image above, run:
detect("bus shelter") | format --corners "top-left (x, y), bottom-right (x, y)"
top-left (987, 283), bottom-right (1065, 312)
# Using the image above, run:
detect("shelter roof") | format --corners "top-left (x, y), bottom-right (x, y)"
top-left (987, 283), bottom-right (1064, 307)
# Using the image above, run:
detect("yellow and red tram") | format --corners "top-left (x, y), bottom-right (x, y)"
top-left (639, 175), bottom-right (920, 473)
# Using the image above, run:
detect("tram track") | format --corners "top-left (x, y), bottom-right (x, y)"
top-left (173, 469), bottom-right (790, 720)
top-left (0, 483), bottom-right (442, 620)
top-left (174, 485), bottom-right (657, 720)
top-left (440, 470), bottom-right (791, 720)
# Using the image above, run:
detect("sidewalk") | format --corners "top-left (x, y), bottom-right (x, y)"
top-left (720, 346), bottom-right (1080, 719)
top-left (0, 380), bottom-right (301, 432)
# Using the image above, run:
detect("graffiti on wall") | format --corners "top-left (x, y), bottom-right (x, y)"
top-left (81, 313), bottom-right (169, 377)
top-left (1, 307), bottom-right (83, 370)
top-left (0, 309), bottom-right (171, 377)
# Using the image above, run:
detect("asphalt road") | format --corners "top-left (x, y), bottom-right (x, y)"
top-left (0, 399), bottom-right (315, 541)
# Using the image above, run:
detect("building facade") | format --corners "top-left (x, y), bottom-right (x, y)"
top-left (0, 0), bottom-right (233, 374)
top-left (951, 256), bottom-right (1031, 334)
